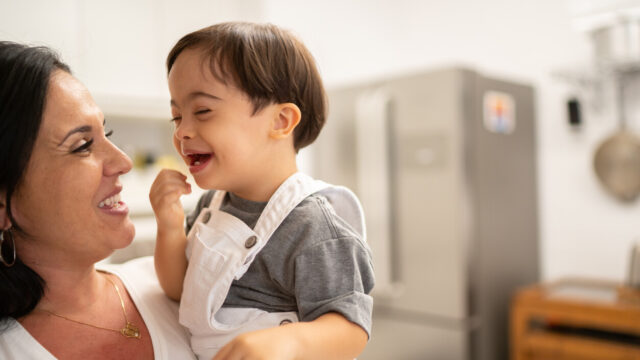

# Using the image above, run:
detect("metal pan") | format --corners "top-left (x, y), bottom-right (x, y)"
top-left (593, 77), bottom-right (640, 202)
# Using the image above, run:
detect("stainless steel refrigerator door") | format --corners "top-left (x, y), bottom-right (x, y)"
top-left (466, 74), bottom-right (539, 360)
top-left (374, 69), bottom-right (473, 320)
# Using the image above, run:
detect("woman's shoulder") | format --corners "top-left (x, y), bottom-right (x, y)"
top-left (99, 257), bottom-right (196, 360)
top-left (0, 319), bottom-right (56, 359)
top-left (101, 256), bottom-right (158, 288)
top-left (99, 256), bottom-right (180, 325)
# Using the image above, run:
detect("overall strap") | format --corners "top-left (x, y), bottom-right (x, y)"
top-left (235, 172), bottom-right (329, 279)
top-left (208, 189), bottom-right (227, 211)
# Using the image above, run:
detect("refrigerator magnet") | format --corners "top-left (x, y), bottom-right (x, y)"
top-left (483, 91), bottom-right (516, 134)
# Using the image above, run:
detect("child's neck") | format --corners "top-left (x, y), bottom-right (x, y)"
top-left (231, 158), bottom-right (299, 203)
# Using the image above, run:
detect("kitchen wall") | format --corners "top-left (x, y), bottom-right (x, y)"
top-left (2, 0), bottom-right (639, 281)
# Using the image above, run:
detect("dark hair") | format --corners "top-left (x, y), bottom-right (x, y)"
top-left (167, 22), bottom-right (327, 151)
top-left (0, 41), bottom-right (70, 324)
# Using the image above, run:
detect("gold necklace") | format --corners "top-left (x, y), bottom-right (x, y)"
top-left (40, 271), bottom-right (141, 339)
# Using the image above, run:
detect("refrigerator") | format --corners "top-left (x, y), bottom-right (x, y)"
top-left (309, 67), bottom-right (539, 360)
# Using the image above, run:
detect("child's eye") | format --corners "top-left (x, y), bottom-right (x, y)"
top-left (195, 109), bottom-right (210, 115)
top-left (105, 128), bottom-right (114, 138)
top-left (71, 138), bottom-right (94, 153)
top-left (170, 116), bottom-right (182, 123)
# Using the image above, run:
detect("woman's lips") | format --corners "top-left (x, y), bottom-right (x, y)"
top-left (99, 201), bottom-right (129, 215)
top-left (98, 190), bottom-right (128, 215)
top-left (98, 192), bottom-right (121, 208)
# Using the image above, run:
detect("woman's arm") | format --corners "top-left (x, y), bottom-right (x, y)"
top-left (213, 312), bottom-right (367, 360)
top-left (149, 169), bottom-right (191, 301)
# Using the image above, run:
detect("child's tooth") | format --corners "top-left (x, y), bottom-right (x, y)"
top-left (194, 161), bottom-right (201, 166)
top-left (99, 201), bottom-right (104, 208)
top-left (105, 198), bottom-right (112, 206)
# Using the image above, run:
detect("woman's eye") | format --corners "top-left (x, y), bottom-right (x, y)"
top-left (170, 116), bottom-right (182, 123)
top-left (105, 129), bottom-right (114, 138)
top-left (195, 109), bottom-right (210, 115)
top-left (71, 138), bottom-right (94, 153)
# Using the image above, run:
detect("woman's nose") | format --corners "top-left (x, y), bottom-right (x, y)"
top-left (103, 140), bottom-right (133, 177)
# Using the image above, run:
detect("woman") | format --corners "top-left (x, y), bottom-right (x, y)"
top-left (0, 42), bottom-right (195, 359)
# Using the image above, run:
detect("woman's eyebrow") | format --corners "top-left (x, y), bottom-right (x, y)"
top-left (57, 125), bottom-right (91, 146)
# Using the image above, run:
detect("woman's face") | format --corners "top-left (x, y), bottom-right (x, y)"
top-left (11, 71), bottom-right (135, 266)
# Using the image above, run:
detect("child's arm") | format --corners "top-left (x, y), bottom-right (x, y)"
top-left (213, 312), bottom-right (367, 360)
top-left (149, 169), bottom-right (192, 301)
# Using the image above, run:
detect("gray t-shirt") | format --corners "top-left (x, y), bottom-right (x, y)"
top-left (186, 190), bottom-right (375, 336)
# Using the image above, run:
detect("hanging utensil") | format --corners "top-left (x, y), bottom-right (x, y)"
top-left (593, 75), bottom-right (640, 202)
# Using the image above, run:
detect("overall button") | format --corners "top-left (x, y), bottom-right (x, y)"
top-left (245, 235), bottom-right (257, 248)
top-left (202, 211), bottom-right (211, 224)
top-left (279, 319), bottom-right (292, 326)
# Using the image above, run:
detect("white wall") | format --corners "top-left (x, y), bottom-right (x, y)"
top-left (2, 0), bottom-right (639, 281)
top-left (0, 0), bottom-right (265, 102)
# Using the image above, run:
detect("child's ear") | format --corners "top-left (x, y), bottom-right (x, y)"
top-left (270, 103), bottom-right (301, 140)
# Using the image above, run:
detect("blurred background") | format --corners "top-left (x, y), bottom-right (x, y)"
top-left (3, 0), bottom-right (640, 359)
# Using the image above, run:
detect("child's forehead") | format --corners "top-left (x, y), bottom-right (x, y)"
top-left (170, 55), bottom-right (251, 103)
top-left (171, 50), bottom-right (230, 87)
top-left (190, 48), bottom-right (237, 84)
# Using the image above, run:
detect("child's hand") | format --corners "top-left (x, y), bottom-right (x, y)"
top-left (212, 326), bottom-right (298, 360)
top-left (149, 169), bottom-right (192, 232)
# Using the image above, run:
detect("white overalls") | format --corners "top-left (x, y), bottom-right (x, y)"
top-left (179, 172), bottom-right (366, 359)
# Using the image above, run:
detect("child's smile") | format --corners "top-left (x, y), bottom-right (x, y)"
top-left (185, 152), bottom-right (212, 173)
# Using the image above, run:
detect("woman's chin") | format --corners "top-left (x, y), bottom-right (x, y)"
top-left (109, 220), bottom-right (136, 251)
top-left (120, 221), bottom-right (136, 248)
top-left (95, 223), bottom-right (136, 263)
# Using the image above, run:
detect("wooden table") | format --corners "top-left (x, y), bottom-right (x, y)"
top-left (510, 278), bottom-right (640, 360)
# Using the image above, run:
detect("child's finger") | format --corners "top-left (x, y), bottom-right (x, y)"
top-left (150, 170), bottom-right (191, 198)
top-left (155, 177), bottom-right (191, 195)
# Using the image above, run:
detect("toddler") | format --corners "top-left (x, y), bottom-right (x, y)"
top-left (149, 22), bottom-right (374, 360)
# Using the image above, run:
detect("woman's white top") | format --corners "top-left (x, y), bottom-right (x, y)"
top-left (0, 256), bottom-right (196, 359)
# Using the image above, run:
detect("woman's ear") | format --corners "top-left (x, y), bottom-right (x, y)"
top-left (0, 191), bottom-right (11, 230)
top-left (270, 103), bottom-right (301, 140)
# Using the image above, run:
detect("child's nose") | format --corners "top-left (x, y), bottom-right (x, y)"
top-left (174, 119), bottom-right (195, 140)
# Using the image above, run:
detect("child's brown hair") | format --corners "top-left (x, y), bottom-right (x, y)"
top-left (167, 22), bottom-right (327, 151)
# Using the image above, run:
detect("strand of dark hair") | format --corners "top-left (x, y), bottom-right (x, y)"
top-left (0, 41), bottom-right (70, 327)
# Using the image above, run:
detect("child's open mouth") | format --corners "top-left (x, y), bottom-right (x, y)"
top-left (188, 153), bottom-right (212, 166)
top-left (187, 153), bottom-right (212, 173)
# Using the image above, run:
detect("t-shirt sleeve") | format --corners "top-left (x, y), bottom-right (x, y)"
top-left (185, 190), bottom-right (215, 235)
top-left (294, 237), bottom-right (375, 338)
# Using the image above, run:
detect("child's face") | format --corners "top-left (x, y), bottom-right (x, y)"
top-left (168, 49), bottom-right (279, 195)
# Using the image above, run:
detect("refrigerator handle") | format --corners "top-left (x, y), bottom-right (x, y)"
top-left (355, 89), bottom-right (404, 299)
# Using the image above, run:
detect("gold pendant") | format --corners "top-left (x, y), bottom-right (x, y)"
top-left (120, 322), bottom-right (141, 339)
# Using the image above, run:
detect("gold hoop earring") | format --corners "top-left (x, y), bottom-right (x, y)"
top-left (0, 228), bottom-right (16, 267)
